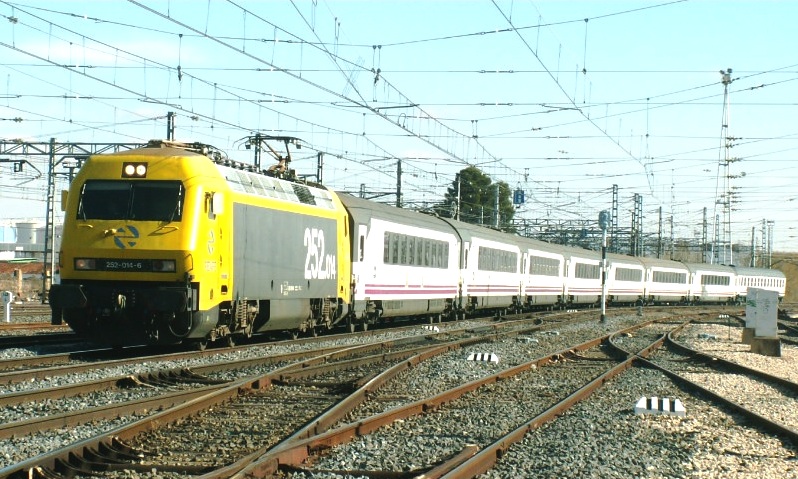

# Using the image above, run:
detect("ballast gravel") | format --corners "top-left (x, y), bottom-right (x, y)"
top-left (6, 311), bottom-right (796, 478)
top-left (287, 317), bottom-right (798, 479)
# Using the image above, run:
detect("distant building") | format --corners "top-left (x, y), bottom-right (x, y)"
top-left (0, 220), bottom-right (62, 261)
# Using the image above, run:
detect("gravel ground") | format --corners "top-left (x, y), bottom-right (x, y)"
top-left (9, 311), bottom-right (791, 479)
top-left (481, 367), bottom-right (797, 479)
top-left (286, 318), bottom-right (798, 479)
top-left (0, 317), bottom-right (513, 469)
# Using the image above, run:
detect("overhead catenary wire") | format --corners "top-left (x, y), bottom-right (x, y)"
top-left (0, 1), bottom-right (794, 251)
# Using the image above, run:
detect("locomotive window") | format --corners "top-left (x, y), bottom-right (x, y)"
top-left (130, 182), bottom-right (184, 221)
top-left (77, 181), bottom-right (129, 220)
top-left (78, 180), bottom-right (184, 222)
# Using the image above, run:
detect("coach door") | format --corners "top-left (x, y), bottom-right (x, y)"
top-left (352, 224), bottom-right (369, 295)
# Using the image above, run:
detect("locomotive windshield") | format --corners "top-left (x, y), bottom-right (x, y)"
top-left (77, 180), bottom-right (184, 222)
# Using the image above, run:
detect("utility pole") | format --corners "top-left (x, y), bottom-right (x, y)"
top-left (766, 220), bottom-right (774, 268)
top-left (716, 68), bottom-right (735, 265)
top-left (44, 138), bottom-right (56, 303)
top-left (657, 207), bottom-right (663, 259)
top-left (712, 215), bottom-right (720, 264)
top-left (611, 184), bottom-right (619, 253)
top-left (396, 159), bottom-right (402, 208)
top-left (494, 183), bottom-right (500, 228)
top-left (166, 111), bottom-right (176, 141)
top-left (669, 215), bottom-right (674, 260)
top-left (702, 208), bottom-right (708, 263)
top-left (630, 193), bottom-right (642, 256)
top-left (455, 173), bottom-right (461, 221)
top-left (598, 210), bottom-right (610, 323)
top-left (316, 151), bottom-right (324, 185)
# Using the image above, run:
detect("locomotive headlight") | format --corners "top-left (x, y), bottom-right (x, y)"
top-left (74, 258), bottom-right (96, 270)
top-left (122, 162), bottom-right (148, 178)
top-left (152, 260), bottom-right (176, 272)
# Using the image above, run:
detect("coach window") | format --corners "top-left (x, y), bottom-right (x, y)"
top-left (383, 232), bottom-right (390, 263)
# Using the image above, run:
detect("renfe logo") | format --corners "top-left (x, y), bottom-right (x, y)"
top-left (113, 225), bottom-right (140, 249)
top-left (303, 227), bottom-right (336, 280)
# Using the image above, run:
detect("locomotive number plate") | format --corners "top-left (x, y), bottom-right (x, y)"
top-left (98, 259), bottom-right (152, 271)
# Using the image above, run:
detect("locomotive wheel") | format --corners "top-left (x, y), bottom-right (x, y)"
top-left (226, 335), bottom-right (236, 347)
top-left (196, 340), bottom-right (208, 351)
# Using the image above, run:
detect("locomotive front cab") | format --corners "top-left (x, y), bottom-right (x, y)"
top-left (50, 146), bottom-right (229, 346)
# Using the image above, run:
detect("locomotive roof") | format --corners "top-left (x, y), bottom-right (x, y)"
top-left (98, 144), bottom-right (208, 158)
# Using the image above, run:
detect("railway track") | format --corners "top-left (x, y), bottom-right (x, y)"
top-left (267, 314), bottom-right (797, 479)
top-left (2, 307), bottom-right (794, 478)
top-left (0, 314), bottom-right (555, 477)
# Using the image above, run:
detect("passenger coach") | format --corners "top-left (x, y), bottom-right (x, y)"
top-left (339, 193), bottom-right (460, 328)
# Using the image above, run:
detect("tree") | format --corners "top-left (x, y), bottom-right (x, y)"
top-left (433, 166), bottom-right (515, 230)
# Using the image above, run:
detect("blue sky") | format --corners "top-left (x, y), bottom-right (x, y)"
top-left (1, 0), bottom-right (796, 253)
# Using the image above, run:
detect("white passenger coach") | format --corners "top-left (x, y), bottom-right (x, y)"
top-left (337, 194), bottom-right (785, 325)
